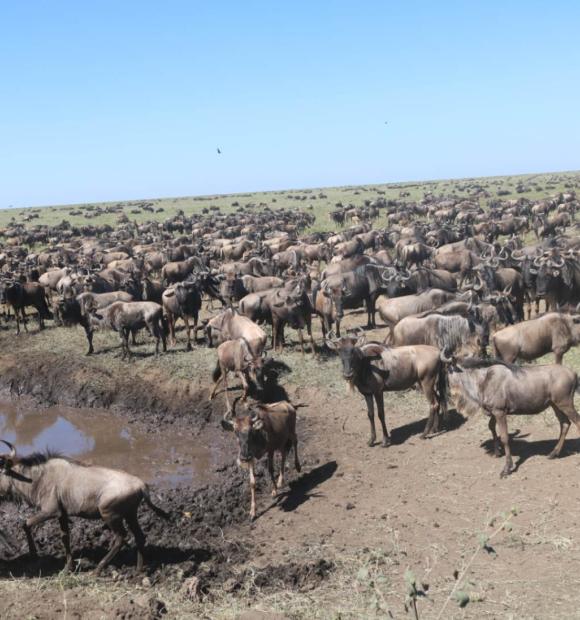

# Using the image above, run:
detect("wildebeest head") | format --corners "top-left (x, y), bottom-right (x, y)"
top-left (221, 401), bottom-right (268, 464)
top-left (326, 332), bottom-right (367, 381)
top-left (320, 280), bottom-right (346, 319)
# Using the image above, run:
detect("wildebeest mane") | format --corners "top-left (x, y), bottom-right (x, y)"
top-left (16, 450), bottom-right (87, 468)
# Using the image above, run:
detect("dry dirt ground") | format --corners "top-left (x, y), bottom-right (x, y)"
top-left (2, 312), bottom-right (580, 619)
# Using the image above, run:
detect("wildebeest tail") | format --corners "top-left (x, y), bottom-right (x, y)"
top-left (143, 486), bottom-right (170, 520)
top-left (436, 361), bottom-right (448, 418)
top-left (212, 361), bottom-right (222, 383)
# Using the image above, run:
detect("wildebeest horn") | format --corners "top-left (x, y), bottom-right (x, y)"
top-left (473, 276), bottom-right (483, 291)
top-left (533, 256), bottom-right (544, 267)
top-left (440, 347), bottom-right (454, 364)
top-left (511, 250), bottom-right (525, 261)
top-left (0, 440), bottom-right (16, 462)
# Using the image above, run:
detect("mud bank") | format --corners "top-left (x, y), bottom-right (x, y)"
top-left (0, 351), bottom-right (212, 431)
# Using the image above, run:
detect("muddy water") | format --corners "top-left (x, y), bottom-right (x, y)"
top-left (0, 397), bottom-right (220, 488)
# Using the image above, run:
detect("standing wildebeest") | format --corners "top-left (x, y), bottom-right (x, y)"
top-left (209, 338), bottom-right (265, 410)
top-left (221, 399), bottom-right (300, 520)
top-left (58, 292), bottom-right (134, 355)
top-left (141, 276), bottom-right (165, 304)
top-left (389, 313), bottom-right (488, 357)
top-left (161, 256), bottom-right (204, 284)
top-left (444, 357), bottom-right (580, 477)
top-left (326, 334), bottom-right (447, 447)
top-left (162, 280), bottom-right (202, 350)
top-left (492, 312), bottom-right (580, 364)
top-left (0, 440), bottom-right (168, 573)
top-left (2, 280), bottom-right (51, 334)
top-left (205, 308), bottom-right (267, 357)
top-left (89, 301), bottom-right (167, 358)
top-left (376, 289), bottom-right (455, 333)
top-left (268, 285), bottom-right (316, 355)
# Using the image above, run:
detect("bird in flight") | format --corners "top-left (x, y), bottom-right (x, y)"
top-left (217, 148), bottom-right (222, 154)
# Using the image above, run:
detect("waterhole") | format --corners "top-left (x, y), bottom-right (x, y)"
top-left (0, 397), bottom-right (219, 488)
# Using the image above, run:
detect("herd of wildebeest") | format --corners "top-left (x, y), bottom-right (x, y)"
top-left (2, 186), bottom-right (580, 573)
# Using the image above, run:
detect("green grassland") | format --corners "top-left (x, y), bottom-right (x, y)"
top-left (2, 169), bottom-right (580, 233)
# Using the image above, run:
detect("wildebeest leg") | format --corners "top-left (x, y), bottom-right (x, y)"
top-left (267, 451), bottom-right (278, 497)
top-left (14, 306), bottom-right (20, 335)
top-left (147, 319), bottom-right (161, 355)
top-left (488, 416), bottom-right (502, 456)
top-left (22, 308), bottom-right (28, 333)
top-left (335, 317), bottom-right (341, 338)
top-left (125, 512), bottom-right (146, 572)
top-left (495, 412), bottom-right (514, 477)
top-left (277, 448), bottom-right (287, 491)
top-left (365, 298), bottom-right (373, 328)
top-left (297, 328), bottom-right (305, 355)
top-left (168, 312), bottom-right (177, 346)
top-left (184, 316), bottom-right (192, 351)
top-left (375, 392), bottom-right (391, 447)
top-left (548, 406), bottom-right (571, 459)
top-left (84, 324), bottom-right (95, 355)
top-left (239, 371), bottom-right (250, 401)
top-left (307, 317), bottom-right (316, 355)
top-left (95, 518), bottom-right (126, 575)
top-left (131, 328), bottom-right (138, 346)
top-left (293, 434), bottom-right (301, 472)
top-left (420, 377), bottom-right (438, 438)
top-left (58, 515), bottom-right (74, 571)
top-left (364, 394), bottom-right (377, 446)
top-left (554, 349), bottom-right (565, 365)
top-left (249, 462), bottom-right (257, 520)
top-left (23, 510), bottom-right (56, 557)
top-left (222, 370), bottom-right (231, 412)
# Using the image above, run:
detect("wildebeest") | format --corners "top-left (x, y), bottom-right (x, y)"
top-left (205, 307), bottom-right (267, 357)
top-left (89, 301), bottom-right (167, 358)
top-left (326, 334), bottom-right (447, 447)
top-left (492, 312), bottom-right (580, 364)
top-left (444, 356), bottom-right (580, 477)
top-left (221, 399), bottom-right (300, 520)
top-left (1, 279), bottom-right (52, 334)
top-left (388, 313), bottom-right (488, 357)
top-left (0, 440), bottom-right (168, 573)
top-left (376, 289), bottom-right (455, 333)
top-left (209, 338), bottom-right (265, 410)
top-left (162, 280), bottom-right (202, 350)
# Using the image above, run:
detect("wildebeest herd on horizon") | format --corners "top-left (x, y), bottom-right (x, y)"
top-left (2, 183), bottom-right (580, 572)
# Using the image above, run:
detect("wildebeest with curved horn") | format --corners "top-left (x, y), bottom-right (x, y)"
top-left (326, 332), bottom-right (448, 447)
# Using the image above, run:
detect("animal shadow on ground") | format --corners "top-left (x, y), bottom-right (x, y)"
top-left (481, 430), bottom-right (580, 473)
top-left (0, 545), bottom-right (209, 579)
top-left (273, 460), bottom-right (338, 514)
top-left (255, 359), bottom-right (292, 403)
top-left (390, 409), bottom-right (465, 445)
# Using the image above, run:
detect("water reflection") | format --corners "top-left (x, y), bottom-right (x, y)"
top-left (0, 399), bottom-right (215, 489)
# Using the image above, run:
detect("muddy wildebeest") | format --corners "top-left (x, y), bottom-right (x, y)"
top-left (209, 338), bottom-right (265, 410)
top-left (492, 312), bottom-right (580, 365)
top-left (326, 334), bottom-right (447, 447)
top-left (443, 356), bottom-right (580, 477)
top-left (221, 399), bottom-right (300, 520)
top-left (1, 279), bottom-right (52, 334)
top-left (89, 301), bottom-right (167, 358)
top-left (0, 440), bottom-right (168, 573)
top-left (162, 280), bottom-right (202, 350)
top-left (205, 307), bottom-right (267, 357)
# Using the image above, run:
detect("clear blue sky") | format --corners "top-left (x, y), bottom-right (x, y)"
top-left (1, 1), bottom-right (579, 208)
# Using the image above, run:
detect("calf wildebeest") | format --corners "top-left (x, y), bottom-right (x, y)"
top-left (326, 334), bottom-right (447, 447)
top-left (444, 356), bottom-right (580, 477)
top-left (492, 312), bottom-right (580, 364)
top-left (162, 280), bottom-right (202, 350)
top-left (1, 279), bottom-right (51, 334)
top-left (221, 399), bottom-right (300, 520)
top-left (0, 440), bottom-right (168, 573)
top-left (205, 307), bottom-right (267, 357)
top-left (89, 301), bottom-right (167, 358)
top-left (209, 338), bottom-right (265, 410)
